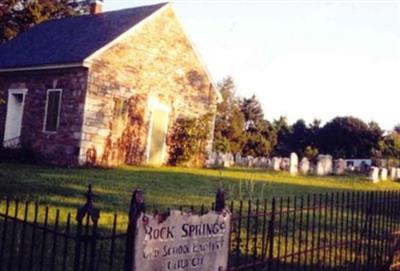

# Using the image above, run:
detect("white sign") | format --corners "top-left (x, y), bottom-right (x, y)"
top-left (133, 210), bottom-right (231, 271)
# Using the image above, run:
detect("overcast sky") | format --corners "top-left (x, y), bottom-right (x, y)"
top-left (104, 0), bottom-right (400, 131)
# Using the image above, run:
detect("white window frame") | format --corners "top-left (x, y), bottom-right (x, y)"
top-left (43, 89), bottom-right (62, 133)
top-left (3, 88), bottom-right (27, 145)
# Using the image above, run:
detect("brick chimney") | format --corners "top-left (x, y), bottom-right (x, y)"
top-left (90, 0), bottom-right (103, 15)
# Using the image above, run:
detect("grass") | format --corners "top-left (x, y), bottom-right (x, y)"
top-left (0, 163), bottom-right (397, 270)
top-left (0, 162), bottom-right (399, 219)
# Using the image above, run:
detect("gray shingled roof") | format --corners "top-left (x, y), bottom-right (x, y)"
top-left (0, 3), bottom-right (167, 70)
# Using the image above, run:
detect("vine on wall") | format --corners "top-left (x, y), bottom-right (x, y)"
top-left (100, 94), bottom-right (148, 166)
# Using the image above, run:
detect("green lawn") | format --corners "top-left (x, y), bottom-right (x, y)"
top-left (0, 162), bottom-right (399, 221)
top-left (0, 163), bottom-right (398, 270)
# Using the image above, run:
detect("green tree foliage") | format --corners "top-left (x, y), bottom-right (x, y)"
top-left (303, 145), bottom-right (319, 160)
top-left (379, 133), bottom-right (400, 159)
top-left (273, 118), bottom-right (320, 157)
top-left (241, 95), bottom-right (264, 131)
top-left (168, 114), bottom-right (212, 166)
top-left (379, 126), bottom-right (400, 160)
top-left (240, 95), bottom-right (276, 157)
top-left (272, 116), bottom-right (292, 156)
top-left (0, 0), bottom-right (88, 44)
top-left (213, 77), bottom-right (245, 153)
top-left (319, 116), bottom-right (383, 158)
top-left (213, 79), bottom-right (277, 157)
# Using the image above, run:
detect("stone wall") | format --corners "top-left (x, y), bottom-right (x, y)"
top-left (0, 68), bottom-right (88, 165)
top-left (80, 6), bottom-right (218, 166)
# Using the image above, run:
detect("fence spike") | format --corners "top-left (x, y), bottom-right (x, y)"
top-left (215, 187), bottom-right (226, 212)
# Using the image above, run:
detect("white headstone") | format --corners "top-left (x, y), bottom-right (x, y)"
top-left (247, 156), bottom-right (254, 167)
top-left (235, 153), bottom-right (242, 163)
top-left (205, 152), bottom-right (218, 168)
top-left (334, 159), bottom-right (346, 175)
top-left (389, 167), bottom-right (397, 180)
top-left (369, 167), bottom-right (380, 183)
top-left (397, 168), bottom-right (400, 181)
top-left (299, 157), bottom-right (310, 175)
top-left (259, 157), bottom-right (268, 168)
top-left (271, 157), bottom-right (281, 171)
top-left (316, 155), bottom-right (333, 176)
top-left (380, 168), bottom-right (388, 181)
top-left (316, 161), bottom-right (325, 176)
top-left (289, 153), bottom-right (299, 175)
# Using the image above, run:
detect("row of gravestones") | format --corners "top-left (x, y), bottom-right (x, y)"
top-left (206, 152), bottom-right (345, 176)
top-left (369, 167), bottom-right (400, 183)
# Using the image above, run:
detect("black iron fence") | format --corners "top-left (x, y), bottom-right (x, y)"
top-left (0, 186), bottom-right (399, 271)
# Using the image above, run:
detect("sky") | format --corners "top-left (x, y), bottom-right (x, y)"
top-left (104, 0), bottom-right (400, 131)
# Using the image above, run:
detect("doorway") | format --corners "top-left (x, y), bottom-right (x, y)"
top-left (146, 98), bottom-right (170, 166)
top-left (3, 89), bottom-right (26, 147)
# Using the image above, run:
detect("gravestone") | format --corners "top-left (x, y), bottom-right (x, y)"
top-left (369, 167), bottom-right (380, 183)
top-left (380, 168), bottom-right (388, 181)
top-left (259, 157), bottom-right (269, 168)
top-left (240, 157), bottom-right (249, 167)
top-left (397, 168), bottom-right (400, 181)
top-left (316, 155), bottom-right (333, 176)
top-left (215, 153), bottom-right (225, 169)
top-left (223, 153), bottom-right (234, 168)
top-left (316, 161), bottom-right (325, 176)
top-left (299, 157), bottom-right (310, 175)
top-left (235, 153), bottom-right (242, 164)
top-left (247, 156), bottom-right (254, 167)
top-left (205, 152), bottom-right (218, 168)
top-left (271, 157), bottom-right (281, 171)
top-left (334, 159), bottom-right (346, 175)
top-left (289, 153), bottom-right (298, 175)
top-left (252, 157), bottom-right (260, 168)
top-left (133, 210), bottom-right (232, 271)
top-left (280, 158), bottom-right (290, 171)
top-left (389, 167), bottom-right (397, 180)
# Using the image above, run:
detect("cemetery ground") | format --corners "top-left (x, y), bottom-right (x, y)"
top-left (0, 162), bottom-right (399, 228)
top-left (1, 162), bottom-right (400, 270)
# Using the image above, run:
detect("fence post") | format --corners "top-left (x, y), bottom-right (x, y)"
top-left (74, 185), bottom-right (100, 271)
top-left (267, 198), bottom-right (276, 270)
top-left (215, 188), bottom-right (226, 212)
top-left (124, 189), bottom-right (145, 271)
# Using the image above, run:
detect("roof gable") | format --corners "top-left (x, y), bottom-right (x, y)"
top-left (0, 3), bottom-right (167, 70)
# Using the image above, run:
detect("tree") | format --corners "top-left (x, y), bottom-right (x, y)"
top-left (379, 132), bottom-right (400, 159)
top-left (272, 116), bottom-right (292, 156)
top-left (240, 95), bottom-right (276, 157)
top-left (303, 145), bottom-right (319, 160)
top-left (241, 95), bottom-right (264, 131)
top-left (213, 77), bottom-right (245, 153)
top-left (0, 0), bottom-right (88, 44)
top-left (319, 116), bottom-right (383, 158)
top-left (168, 114), bottom-right (212, 166)
top-left (394, 124), bottom-right (400, 134)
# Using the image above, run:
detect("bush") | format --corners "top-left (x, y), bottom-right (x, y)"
top-left (167, 114), bottom-right (212, 167)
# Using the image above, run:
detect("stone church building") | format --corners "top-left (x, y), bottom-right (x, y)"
top-left (0, 1), bottom-right (219, 166)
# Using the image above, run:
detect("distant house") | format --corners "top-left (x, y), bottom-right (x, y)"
top-left (0, 1), bottom-right (219, 166)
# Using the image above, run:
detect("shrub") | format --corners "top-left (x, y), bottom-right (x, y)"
top-left (167, 114), bottom-right (212, 167)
